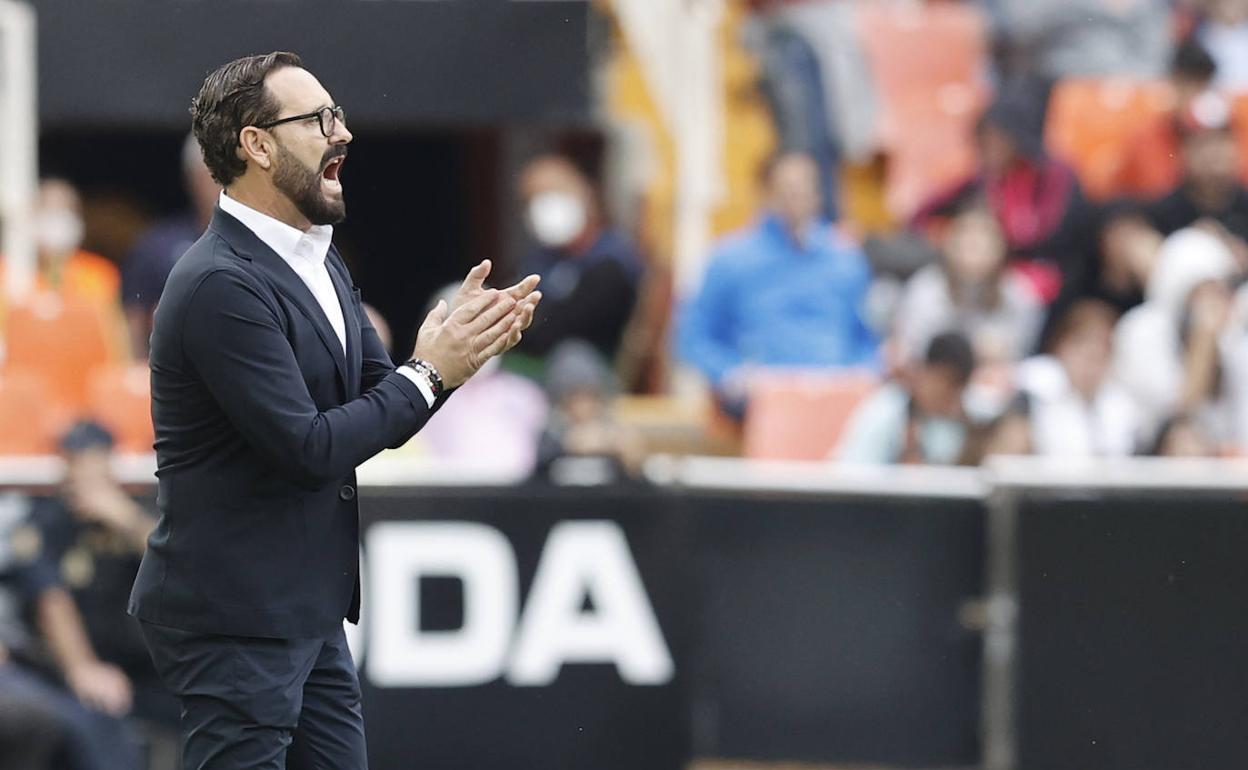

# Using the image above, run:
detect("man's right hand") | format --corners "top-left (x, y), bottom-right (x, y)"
top-left (411, 289), bottom-right (522, 389)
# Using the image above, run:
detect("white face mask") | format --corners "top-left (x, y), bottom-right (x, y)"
top-left (36, 209), bottom-right (84, 254)
top-left (527, 191), bottom-right (586, 248)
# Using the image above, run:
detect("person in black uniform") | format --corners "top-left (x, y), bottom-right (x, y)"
top-left (0, 428), bottom-right (150, 770)
top-left (25, 422), bottom-right (178, 731)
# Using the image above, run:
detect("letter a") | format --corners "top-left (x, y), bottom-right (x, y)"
top-left (508, 521), bottom-right (674, 686)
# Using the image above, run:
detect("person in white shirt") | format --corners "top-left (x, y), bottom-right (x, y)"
top-left (892, 198), bottom-right (1044, 367)
top-left (836, 332), bottom-right (975, 465)
top-left (1113, 227), bottom-right (1240, 442)
top-left (1020, 299), bottom-right (1139, 457)
top-left (128, 51), bottom-right (542, 770)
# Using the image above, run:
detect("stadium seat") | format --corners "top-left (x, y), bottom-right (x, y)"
top-left (856, 2), bottom-right (989, 218)
top-left (743, 372), bottom-right (879, 461)
top-left (87, 363), bottom-right (154, 453)
top-left (1045, 78), bottom-right (1174, 200)
top-left (883, 105), bottom-right (981, 222)
top-left (0, 368), bottom-right (61, 455)
top-left (3, 291), bottom-right (115, 413)
top-left (1232, 93), bottom-right (1248, 183)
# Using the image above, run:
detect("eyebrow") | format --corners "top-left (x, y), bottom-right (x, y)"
top-left (283, 102), bottom-right (332, 118)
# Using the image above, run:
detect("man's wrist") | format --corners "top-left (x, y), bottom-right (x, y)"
top-left (397, 358), bottom-right (444, 408)
top-left (403, 359), bottom-right (444, 396)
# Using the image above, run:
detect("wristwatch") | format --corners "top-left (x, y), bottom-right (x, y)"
top-left (402, 358), bottom-right (445, 397)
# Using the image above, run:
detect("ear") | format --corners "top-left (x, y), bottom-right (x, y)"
top-left (238, 126), bottom-right (275, 171)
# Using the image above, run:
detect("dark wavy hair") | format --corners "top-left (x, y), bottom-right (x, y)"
top-left (190, 51), bottom-right (303, 186)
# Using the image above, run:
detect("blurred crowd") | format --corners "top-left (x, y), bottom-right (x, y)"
top-left (5, 1), bottom-right (1248, 763)
top-left (5, 2), bottom-right (1248, 475)
top-left (9, 1), bottom-right (1246, 472)
top-left (683, 0), bottom-right (1248, 465)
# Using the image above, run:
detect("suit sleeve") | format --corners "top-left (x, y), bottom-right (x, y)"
top-left (358, 297), bottom-right (396, 392)
top-left (181, 268), bottom-right (435, 488)
top-left (354, 290), bottom-right (452, 448)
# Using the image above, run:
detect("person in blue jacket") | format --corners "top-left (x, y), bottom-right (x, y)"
top-left (677, 150), bottom-right (878, 417)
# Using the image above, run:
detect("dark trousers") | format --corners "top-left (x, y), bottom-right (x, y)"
top-left (139, 622), bottom-right (366, 770)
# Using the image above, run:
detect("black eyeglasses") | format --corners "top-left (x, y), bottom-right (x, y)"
top-left (255, 105), bottom-right (346, 137)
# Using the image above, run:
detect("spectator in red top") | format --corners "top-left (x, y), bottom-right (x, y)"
top-left (916, 80), bottom-right (1098, 304)
top-left (1112, 39), bottom-right (1219, 199)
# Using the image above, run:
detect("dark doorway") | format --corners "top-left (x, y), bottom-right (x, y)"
top-left (40, 127), bottom-right (504, 359)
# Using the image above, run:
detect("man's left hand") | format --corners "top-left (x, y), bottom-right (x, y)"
top-left (450, 259), bottom-right (541, 352)
top-left (451, 259), bottom-right (541, 315)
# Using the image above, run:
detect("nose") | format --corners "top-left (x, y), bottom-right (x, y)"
top-left (332, 119), bottom-right (352, 145)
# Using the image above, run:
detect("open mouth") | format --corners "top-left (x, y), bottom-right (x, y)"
top-left (322, 156), bottom-right (345, 193)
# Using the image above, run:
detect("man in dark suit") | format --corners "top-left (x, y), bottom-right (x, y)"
top-left (127, 51), bottom-right (541, 770)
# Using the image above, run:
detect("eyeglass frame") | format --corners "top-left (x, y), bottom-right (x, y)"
top-left (254, 105), bottom-right (346, 138)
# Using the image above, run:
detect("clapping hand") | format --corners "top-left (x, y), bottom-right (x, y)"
top-left (411, 261), bottom-right (542, 388)
top-left (450, 259), bottom-right (542, 352)
top-left (451, 259), bottom-right (540, 315)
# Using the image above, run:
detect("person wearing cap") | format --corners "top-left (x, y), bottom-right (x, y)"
top-left (1146, 90), bottom-right (1248, 246)
top-left (0, 421), bottom-right (155, 770)
top-left (20, 422), bottom-right (177, 728)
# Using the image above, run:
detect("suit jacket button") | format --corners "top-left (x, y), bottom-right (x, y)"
top-left (339, 485), bottom-right (356, 501)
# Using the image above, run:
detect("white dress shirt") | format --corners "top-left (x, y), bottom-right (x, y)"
top-left (219, 192), bottom-right (434, 407)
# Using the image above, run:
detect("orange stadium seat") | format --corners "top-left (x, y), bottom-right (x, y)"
top-left (856, 2), bottom-right (989, 218)
top-left (743, 372), bottom-right (878, 461)
top-left (1045, 78), bottom-right (1174, 200)
top-left (87, 363), bottom-right (154, 453)
top-left (3, 291), bottom-right (116, 413)
top-left (1233, 93), bottom-right (1248, 183)
top-left (0, 368), bottom-right (61, 455)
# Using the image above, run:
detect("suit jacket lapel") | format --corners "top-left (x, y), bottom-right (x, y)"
top-left (327, 250), bottom-right (362, 399)
top-left (209, 209), bottom-right (350, 397)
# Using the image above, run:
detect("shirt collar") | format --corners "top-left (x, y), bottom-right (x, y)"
top-left (218, 191), bottom-right (333, 265)
top-left (762, 213), bottom-right (819, 253)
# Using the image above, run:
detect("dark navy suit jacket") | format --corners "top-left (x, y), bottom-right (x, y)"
top-left (129, 207), bottom-right (441, 639)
